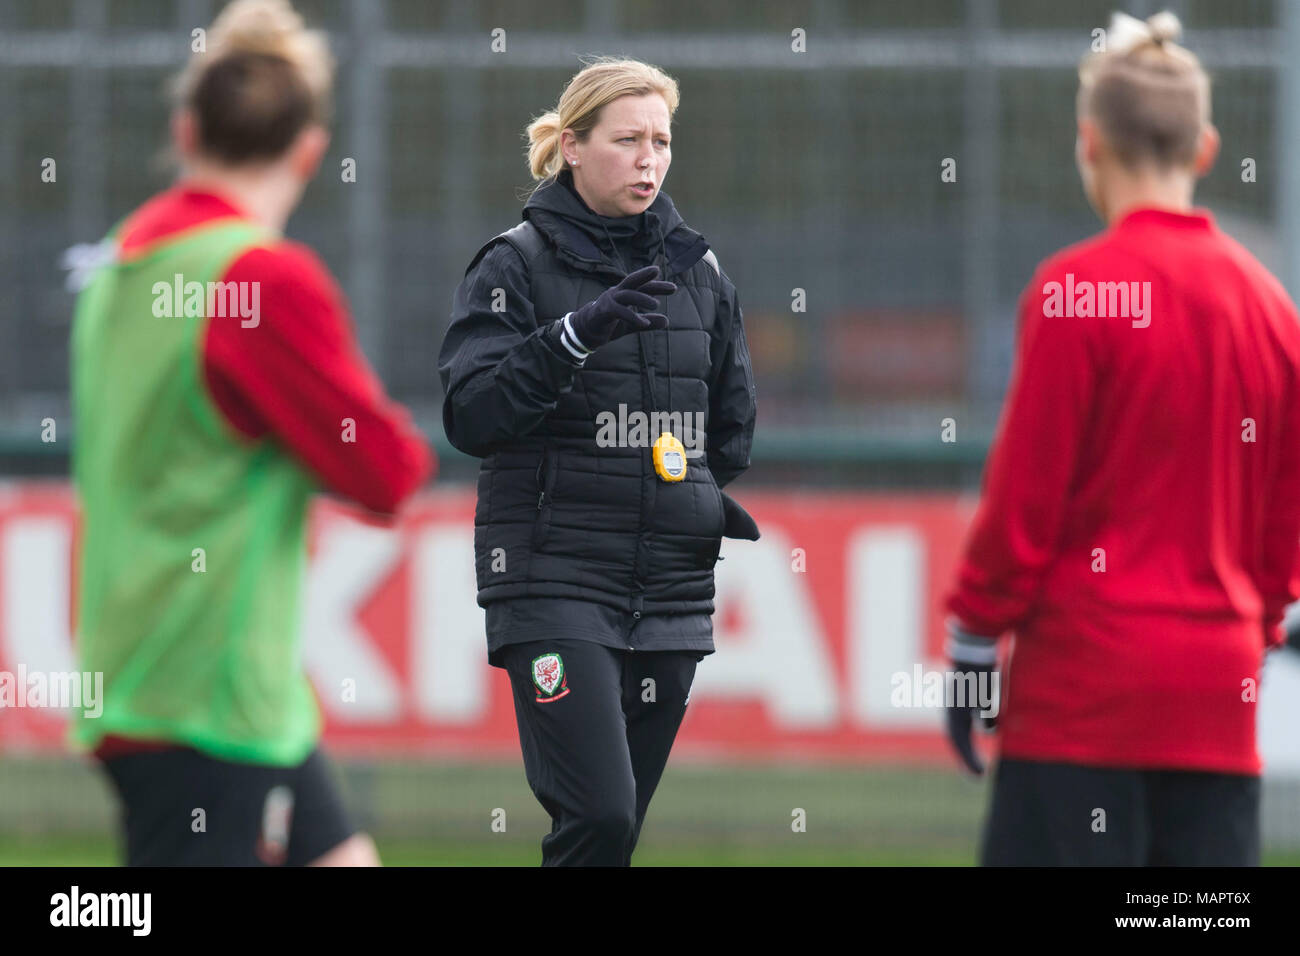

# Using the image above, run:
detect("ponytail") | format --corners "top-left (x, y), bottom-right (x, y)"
top-left (526, 110), bottom-right (566, 181)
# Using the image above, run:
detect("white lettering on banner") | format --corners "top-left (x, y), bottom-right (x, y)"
top-left (4, 518), bottom-right (77, 676)
top-left (849, 527), bottom-right (937, 728)
top-left (697, 530), bottom-right (838, 727)
top-left (1, 496), bottom-right (1299, 770)
top-left (1259, 652), bottom-right (1300, 772)
top-left (301, 521), bottom-right (402, 720)
top-left (411, 526), bottom-right (487, 722)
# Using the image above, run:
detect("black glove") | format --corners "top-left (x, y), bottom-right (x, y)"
top-left (563, 265), bottom-right (676, 355)
top-left (944, 620), bottom-right (1000, 776)
top-left (720, 491), bottom-right (760, 540)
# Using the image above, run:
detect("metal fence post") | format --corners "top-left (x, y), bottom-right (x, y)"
top-left (1280, 0), bottom-right (1300, 297)
top-left (348, 0), bottom-right (388, 371)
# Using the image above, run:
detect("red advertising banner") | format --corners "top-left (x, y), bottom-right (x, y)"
top-left (5, 482), bottom-right (1300, 770)
top-left (0, 483), bottom-right (978, 763)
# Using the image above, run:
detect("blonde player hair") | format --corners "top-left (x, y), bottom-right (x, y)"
top-left (1077, 11), bottom-right (1210, 170)
top-left (525, 57), bottom-right (680, 182)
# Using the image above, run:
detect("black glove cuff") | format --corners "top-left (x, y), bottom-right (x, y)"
top-left (543, 316), bottom-right (587, 367)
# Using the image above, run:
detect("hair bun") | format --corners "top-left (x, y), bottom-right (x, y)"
top-left (526, 110), bottom-right (565, 180)
top-left (1105, 10), bottom-right (1183, 55)
top-left (174, 0), bottom-right (333, 116)
top-left (1145, 11), bottom-right (1183, 45)
top-left (209, 0), bottom-right (302, 59)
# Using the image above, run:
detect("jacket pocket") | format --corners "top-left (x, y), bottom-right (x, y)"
top-left (719, 491), bottom-right (760, 540)
top-left (532, 446), bottom-right (558, 550)
top-left (693, 471), bottom-right (725, 569)
top-left (707, 471), bottom-right (727, 538)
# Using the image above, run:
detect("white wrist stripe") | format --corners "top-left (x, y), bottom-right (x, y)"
top-left (945, 617), bottom-right (999, 666)
top-left (560, 312), bottom-right (592, 362)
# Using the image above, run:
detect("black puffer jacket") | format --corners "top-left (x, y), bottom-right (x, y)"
top-left (439, 169), bottom-right (757, 617)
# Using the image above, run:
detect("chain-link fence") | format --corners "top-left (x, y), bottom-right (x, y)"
top-left (0, 0), bottom-right (1285, 480)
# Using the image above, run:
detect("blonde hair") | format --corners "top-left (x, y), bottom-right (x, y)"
top-left (172, 0), bottom-right (334, 161)
top-left (1078, 11), bottom-right (1210, 170)
top-left (525, 57), bottom-right (680, 182)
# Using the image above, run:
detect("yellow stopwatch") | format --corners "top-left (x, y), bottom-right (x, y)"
top-left (652, 432), bottom-right (688, 482)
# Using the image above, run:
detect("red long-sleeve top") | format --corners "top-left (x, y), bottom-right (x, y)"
top-left (118, 184), bottom-right (434, 516)
top-left (94, 184), bottom-right (434, 761)
top-left (947, 207), bottom-right (1300, 775)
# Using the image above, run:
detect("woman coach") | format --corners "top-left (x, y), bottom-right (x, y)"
top-left (438, 57), bottom-right (758, 866)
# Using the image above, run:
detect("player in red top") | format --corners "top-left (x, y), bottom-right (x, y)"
top-left (943, 11), bottom-right (1300, 865)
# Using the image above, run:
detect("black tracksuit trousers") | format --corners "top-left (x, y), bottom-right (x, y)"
top-left (981, 758), bottom-right (1260, 866)
top-left (500, 638), bottom-right (700, 866)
